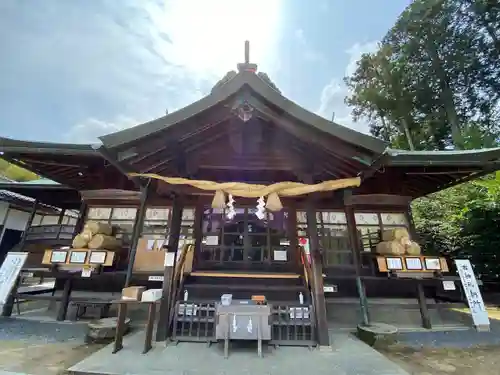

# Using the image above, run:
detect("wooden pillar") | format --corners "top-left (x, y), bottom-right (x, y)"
top-left (0, 205), bottom-right (11, 264)
top-left (156, 194), bottom-right (184, 342)
top-left (344, 197), bottom-right (370, 326)
top-left (192, 198), bottom-right (204, 271)
top-left (305, 196), bottom-right (330, 346)
top-left (56, 278), bottom-right (73, 321)
top-left (405, 204), bottom-right (419, 241)
top-left (74, 200), bottom-right (88, 234)
top-left (20, 199), bottom-right (37, 248)
top-left (416, 282), bottom-right (432, 329)
top-left (57, 208), bottom-right (66, 224)
top-left (287, 203), bottom-right (299, 270)
top-left (1, 200), bottom-right (38, 317)
top-left (125, 180), bottom-right (150, 287)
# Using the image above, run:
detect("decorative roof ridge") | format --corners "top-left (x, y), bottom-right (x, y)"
top-left (211, 41), bottom-right (280, 94)
top-left (385, 147), bottom-right (500, 156)
top-left (0, 136), bottom-right (98, 155)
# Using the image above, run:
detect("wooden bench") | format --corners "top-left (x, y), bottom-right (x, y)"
top-left (112, 299), bottom-right (161, 354)
top-left (67, 299), bottom-right (112, 321)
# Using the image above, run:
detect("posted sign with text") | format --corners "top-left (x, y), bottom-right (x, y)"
top-left (0, 252), bottom-right (28, 305)
top-left (455, 259), bottom-right (490, 331)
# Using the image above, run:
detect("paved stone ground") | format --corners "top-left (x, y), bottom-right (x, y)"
top-left (69, 331), bottom-right (410, 375)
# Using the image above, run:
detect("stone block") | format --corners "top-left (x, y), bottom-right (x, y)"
top-left (85, 317), bottom-right (131, 344)
top-left (356, 322), bottom-right (398, 349)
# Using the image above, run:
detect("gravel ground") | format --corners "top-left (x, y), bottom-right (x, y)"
top-left (0, 317), bottom-right (87, 344)
top-left (383, 346), bottom-right (500, 375)
top-left (396, 320), bottom-right (500, 349)
top-left (0, 318), bottom-right (102, 375)
top-left (381, 316), bottom-right (500, 374)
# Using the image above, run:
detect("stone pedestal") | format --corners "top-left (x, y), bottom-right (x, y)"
top-left (356, 322), bottom-right (398, 349)
top-left (85, 317), bottom-right (131, 344)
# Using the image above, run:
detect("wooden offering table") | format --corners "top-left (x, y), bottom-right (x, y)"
top-left (215, 301), bottom-right (272, 358)
top-left (112, 298), bottom-right (162, 354)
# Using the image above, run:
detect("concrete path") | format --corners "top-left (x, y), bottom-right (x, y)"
top-left (69, 331), bottom-right (409, 375)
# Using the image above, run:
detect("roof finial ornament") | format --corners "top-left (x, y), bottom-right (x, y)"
top-left (245, 40), bottom-right (250, 64)
top-left (237, 40), bottom-right (257, 73)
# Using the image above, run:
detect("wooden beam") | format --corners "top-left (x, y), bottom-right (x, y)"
top-left (140, 129), bottom-right (232, 174)
top-left (22, 158), bottom-right (87, 169)
top-left (271, 121), bottom-right (363, 176)
top-left (305, 194), bottom-right (330, 346)
top-left (345, 201), bottom-right (370, 326)
top-left (156, 195), bottom-right (184, 341)
top-left (344, 194), bottom-right (412, 207)
top-left (125, 180), bottom-right (150, 287)
top-left (126, 108), bottom-right (232, 165)
top-left (251, 103), bottom-right (375, 164)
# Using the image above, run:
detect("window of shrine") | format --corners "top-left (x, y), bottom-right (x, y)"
top-left (140, 206), bottom-right (195, 245)
top-left (296, 211), bottom-right (353, 267)
top-left (355, 212), bottom-right (409, 253)
top-left (86, 207), bottom-right (136, 243)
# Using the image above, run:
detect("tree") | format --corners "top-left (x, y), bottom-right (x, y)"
top-left (346, 0), bottom-right (500, 283)
top-left (345, 0), bottom-right (500, 150)
top-left (0, 159), bottom-right (38, 181)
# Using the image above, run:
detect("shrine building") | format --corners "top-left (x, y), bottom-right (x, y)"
top-left (1, 42), bottom-right (500, 347)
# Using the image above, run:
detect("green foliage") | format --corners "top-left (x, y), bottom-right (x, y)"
top-left (346, 0), bottom-right (500, 280)
top-left (412, 174), bottom-right (500, 281)
top-left (0, 158), bottom-right (38, 182)
top-left (345, 0), bottom-right (500, 150)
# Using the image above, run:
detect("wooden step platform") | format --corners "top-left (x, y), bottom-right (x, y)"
top-left (190, 271), bottom-right (301, 279)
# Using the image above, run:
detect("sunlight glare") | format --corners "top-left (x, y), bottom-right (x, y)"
top-left (148, 0), bottom-right (283, 77)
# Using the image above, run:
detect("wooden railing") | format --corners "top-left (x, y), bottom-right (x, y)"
top-left (25, 225), bottom-right (76, 242)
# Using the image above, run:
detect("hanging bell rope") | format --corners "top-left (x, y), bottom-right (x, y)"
top-left (129, 173), bottom-right (361, 211)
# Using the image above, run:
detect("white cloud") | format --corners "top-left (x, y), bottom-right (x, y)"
top-left (63, 117), bottom-right (140, 144)
top-left (0, 0), bottom-right (284, 143)
top-left (294, 28), bottom-right (326, 63)
top-left (317, 41), bottom-right (379, 134)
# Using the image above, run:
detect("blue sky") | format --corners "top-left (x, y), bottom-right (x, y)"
top-left (0, 0), bottom-right (411, 143)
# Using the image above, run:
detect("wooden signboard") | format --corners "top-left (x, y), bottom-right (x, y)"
top-left (376, 256), bottom-right (449, 274)
top-left (42, 249), bottom-right (116, 267)
top-left (0, 252), bottom-right (29, 305)
top-left (133, 238), bottom-right (166, 272)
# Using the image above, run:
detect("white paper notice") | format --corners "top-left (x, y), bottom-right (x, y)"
top-left (273, 250), bottom-right (287, 261)
top-left (323, 285), bottom-right (338, 293)
top-left (165, 252), bottom-right (175, 267)
top-left (81, 268), bottom-right (92, 278)
top-left (425, 258), bottom-right (441, 270)
top-left (405, 258), bottom-right (423, 270)
top-left (455, 259), bottom-right (489, 331)
top-left (205, 236), bottom-right (219, 246)
top-left (148, 275), bottom-right (164, 282)
top-left (386, 257), bottom-right (403, 270)
top-left (443, 280), bottom-right (456, 291)
top-left (146, 239), bottom-right (157, 250)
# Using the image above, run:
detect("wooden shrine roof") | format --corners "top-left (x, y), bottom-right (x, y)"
top-left (359, 147), bottom-right (500, 197)
top-left (2, 64), bottom-right (500, 200)
top-left (0, 137), bottom-right (135, 193)
top-left (99, 70), bottom-right (387, 154)
top-left (0, 180), bottom-right (82, 209)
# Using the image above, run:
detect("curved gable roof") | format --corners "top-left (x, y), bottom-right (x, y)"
top-left (99, 70), bottom-right (387, 154)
